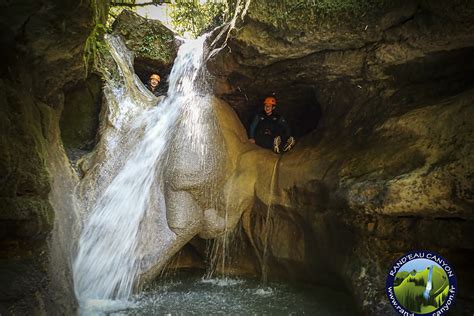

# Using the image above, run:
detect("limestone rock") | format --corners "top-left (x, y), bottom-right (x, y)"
top-left (0, 0), bottom-right (105, 313)
top-left (112, 10), bottom-right (179, 82)
top-left (60, 74), bottom-right (103, 151)
top-left (206, 1), bottom-right (474, 314)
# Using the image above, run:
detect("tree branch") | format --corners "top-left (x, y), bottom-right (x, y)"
top-left (110, 1), bottom-right (171, 8)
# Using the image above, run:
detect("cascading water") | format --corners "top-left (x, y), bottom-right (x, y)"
top-left (73, 33), bottom-right (221, 312)
top-left (261, 157), bottom-right (281, 283)
top-left (70, 30), bottom-right (357, 316)
top-left (424, 265), bottom-right (435, 301)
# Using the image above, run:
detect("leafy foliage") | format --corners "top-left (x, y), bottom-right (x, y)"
top-left (107, 0), bottom-right (228, 39)
top-left (107, 1), bottom-right (166, 31)
top-left (137, 32), bottom-right (175, 60)
top-left (169, 0), bottom-right (228, 38)
top-left (107, 6), bottom-right (129, 30)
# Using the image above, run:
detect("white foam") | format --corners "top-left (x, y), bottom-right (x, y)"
top-left (255, 288), bottom-right (274, 296)
top-left (81, 298), bottom-right (133, 316)
top-left (200, 277), bottom-right (244, 287)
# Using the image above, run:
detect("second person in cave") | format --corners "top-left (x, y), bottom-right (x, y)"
top-left (249, 96), bottom-right (295, 154)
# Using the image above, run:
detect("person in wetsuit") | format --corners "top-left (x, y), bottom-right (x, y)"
top-left (145, 73), bottom-right (166, 97)
top-left (248, 96), bottom-right (295, 154)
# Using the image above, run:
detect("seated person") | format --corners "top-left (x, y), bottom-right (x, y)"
top-left (248, 96), bottom-right (295, 154)
top-left (145, 73), bottom-right (166, 97)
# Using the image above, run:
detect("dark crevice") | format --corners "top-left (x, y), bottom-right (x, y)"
top-left (382, 8), bottom-right (418, 33)
top-left (432, 217), bottom-right (469, 222)
top-left (60, 74), bottom-right (102, 161)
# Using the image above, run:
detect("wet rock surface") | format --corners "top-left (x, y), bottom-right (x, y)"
top-left (203, 0), bottom-right (474, 314)
top-left (99, 4), bottom-right (474, 314)
top-left (66, 1), bottom-right (474, 311)
top-left (176, 89), bottom-right (472, 315)
top-left (1, 1), bottom-right (473, 315)
top-left (61, 74), bottom-right (103, 152)
top-left (209, 1), bottom-right (474, 139)
top-left (0, 0), bottom-right (105, 314)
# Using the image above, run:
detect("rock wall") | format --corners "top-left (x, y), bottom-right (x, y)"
top-left (1, 1), bottom-right (472, 314)
top-left (61, 74), bottom-right (102, 152)
top-left (0, 0), bottom-right (107, 314)
top-left (204, 0), bottom-right (474, 314)
top-left (112, 10), bottom-right (179, 88)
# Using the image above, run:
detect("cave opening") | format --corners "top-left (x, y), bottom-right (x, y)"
top-left (133, 56), bottom-right (325, 144)
top-left (3, 0), bottom-right (473, 314)
top-left (133, 58), bottom-right (173, 93)
top-left (222, 81), bottom-right (323, 141)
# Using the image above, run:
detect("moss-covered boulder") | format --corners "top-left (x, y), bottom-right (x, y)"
top-left (112, 10), bottom-right (179, 83)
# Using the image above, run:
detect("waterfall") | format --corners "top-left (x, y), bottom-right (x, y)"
top-left (73, 33), bottom-right (215, 309)
top-left (261, 157), bottom-right (280, 283)
top-left (424, 265), bottom-right (434, 301)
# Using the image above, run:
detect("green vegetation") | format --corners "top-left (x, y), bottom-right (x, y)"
top-left (110, 0), bottom-right (170, 6)
top-left (137, 33), bottom-right (174, 60)
top-left (111, 10), bottom-right (177, 65)
top-left (107, 6), bottom-right (129, 29)
top-left (394, 266), bottom-right (449, 313)
top-left (393, 270), bottom-right (409, 286)
top-left (245, 0), bottom-right (402, 30)
top-left (434, 285), bottom-right (450, 307)
top-left (169, 0), bottom-right (228, 38)
top-left (106, 0), bottom-right (228, 39)
top-left (83, 23), bottom-right (107, 75)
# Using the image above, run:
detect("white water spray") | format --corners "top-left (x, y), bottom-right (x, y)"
top-left (73, 34), bottom-right (213, 308)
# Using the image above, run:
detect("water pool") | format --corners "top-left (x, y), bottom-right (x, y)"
top-left (117, 275), bottom-right (359, 315)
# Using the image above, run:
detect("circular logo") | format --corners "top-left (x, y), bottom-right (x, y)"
top-left (386, 250), bottom-right (457, 315)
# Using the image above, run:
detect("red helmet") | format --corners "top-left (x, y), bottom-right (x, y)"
top-left (263, 96), bottom-right (277, 106)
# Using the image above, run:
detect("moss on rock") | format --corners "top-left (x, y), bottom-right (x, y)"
top-left (112, 10), bottom-right (177, 67)
top-left (60, 74), bottom-right (102, 150)
top-left (247, 0), bottom-right (402, 30)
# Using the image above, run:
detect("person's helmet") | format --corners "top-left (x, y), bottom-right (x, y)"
top-left (264, 96), bottom-right (277, 106)
top-left (150, 74), bottom-right (161, 81)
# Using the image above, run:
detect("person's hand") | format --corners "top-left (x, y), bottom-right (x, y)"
top-left (249, 138), bottom-right (256, 144)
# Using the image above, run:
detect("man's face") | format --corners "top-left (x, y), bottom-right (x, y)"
top-left (264, 103), bottom-right (274, 115)
top-left (150, 78), bottom-right (160, 87)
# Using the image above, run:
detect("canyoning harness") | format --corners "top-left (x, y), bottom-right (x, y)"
top-left (249, 111), bottom-right (294, 152)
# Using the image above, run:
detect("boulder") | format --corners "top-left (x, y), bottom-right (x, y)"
top-left (112, 10), bottom-right (180, 85)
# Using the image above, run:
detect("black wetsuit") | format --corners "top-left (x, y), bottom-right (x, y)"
top-left (249, 111), bottom-right (291, 149)
top-left (145, 83), bottom-right (166, 97)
